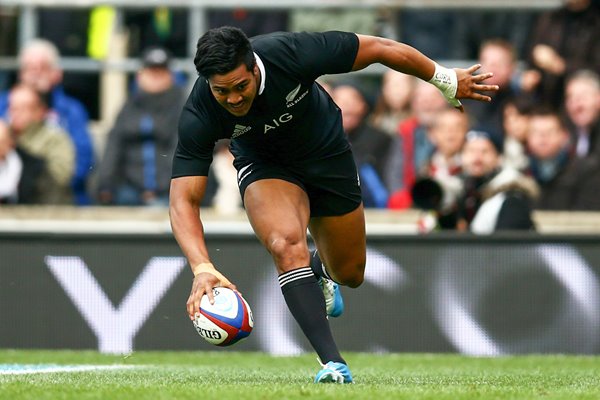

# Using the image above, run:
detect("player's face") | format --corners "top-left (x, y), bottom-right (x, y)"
top-left (208, 63), bottom-right (259, 117)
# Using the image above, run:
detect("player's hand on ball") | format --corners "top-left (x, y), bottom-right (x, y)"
top-left (187, 263), bottom-right (237, 319)
top-left (454, 64), bottom-right (499, 110)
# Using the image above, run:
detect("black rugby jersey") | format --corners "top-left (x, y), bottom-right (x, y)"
top-left (172, 31), bottom-right (360, 178)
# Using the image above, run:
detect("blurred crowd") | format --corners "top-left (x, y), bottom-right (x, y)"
top-left (0, 1), bottom-right (599, 233)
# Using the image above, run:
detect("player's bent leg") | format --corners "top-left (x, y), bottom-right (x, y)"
top-left (243, 179), bottom-right (311, 272)
top-left (244, 179), bottom-right (348, 370)
top-left (309, 203), bottom-right (367, 288)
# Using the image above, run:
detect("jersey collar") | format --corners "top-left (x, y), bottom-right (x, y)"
top-left (254, 52), bottom-right (266, 95)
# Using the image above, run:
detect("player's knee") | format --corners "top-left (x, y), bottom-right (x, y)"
top-left (265, 233), bottom-right (306, 266)
top-left (335, 261), bottom-right (365, 288)
top-left (344, 272), bottom-right (364, 288)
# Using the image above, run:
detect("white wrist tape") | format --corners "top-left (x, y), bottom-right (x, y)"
top-left (428, 63), bottom-right (462, 108)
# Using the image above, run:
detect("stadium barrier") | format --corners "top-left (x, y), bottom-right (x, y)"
top-left (1, 229), bottom-right (599, 355)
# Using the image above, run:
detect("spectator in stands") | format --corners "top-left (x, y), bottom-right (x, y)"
top-left (410, 109), bottom-right (469, 232)
top-left (0, 119), bottom-right (20, 203)
top-left (466, 39), bottom-right (519, 136)
top-left (564, 70), bottom-right (600, 159)
top-left (7, 84), bottom-right (74, 204)
top-left (526, 108), bottom-right (574, 210)
top-left (457, 130), bottom-right (538, 233)
top-left (370, 69), bottom-right (415, 137)
top-left (96, 46), bottom-right (185, 207)
top-left (387, 80), bottom-right (447, 209)
top-left (425, 109), bottom-right (469, 216)
top-left (426, 110), bottom-right (469, 181)
top-left (0, 39), bottom-right (94, 205)
top-left (331, 81), bottom-right (394, 208)
top-left (502, 97), bottom-right (533, 172)
top-left (525, 0), bottom-right (600, 108)
top-left (0, 118), bottom-right (45, 204)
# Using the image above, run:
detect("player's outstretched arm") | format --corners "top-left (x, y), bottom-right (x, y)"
top-left (169, 176), bottom-right (236, 318)
top-left (352, 34), bottom-right (499, 111)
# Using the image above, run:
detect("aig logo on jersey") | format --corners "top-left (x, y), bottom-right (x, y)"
top-left (264, 113), bottom-right (293, 134)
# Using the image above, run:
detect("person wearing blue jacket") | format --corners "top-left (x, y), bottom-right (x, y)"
top-left (0, 38), bottom-right (94, 205)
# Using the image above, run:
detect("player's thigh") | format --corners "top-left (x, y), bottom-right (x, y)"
top-left (244, 178), bottom-right (311, 271)
top-left (308, 203), bottom-right (366, 286)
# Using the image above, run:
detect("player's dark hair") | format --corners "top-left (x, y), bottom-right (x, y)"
top-left (194, 26), bottom-right (255, 78)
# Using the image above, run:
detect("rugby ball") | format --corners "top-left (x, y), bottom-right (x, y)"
top-left (192, 287), bottom-right (253, 346)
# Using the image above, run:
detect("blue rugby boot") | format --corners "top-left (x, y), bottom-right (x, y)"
top-left (314, 361), bottom-right (353, 384)
top-left (319, 277), bottom-right (344, 317)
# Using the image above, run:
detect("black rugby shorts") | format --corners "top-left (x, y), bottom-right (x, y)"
top-left (234, 150), bottom-right (362, 217)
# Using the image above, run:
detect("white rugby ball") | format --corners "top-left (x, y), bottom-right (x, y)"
top-left (192, 287), bottom-right (253, 346)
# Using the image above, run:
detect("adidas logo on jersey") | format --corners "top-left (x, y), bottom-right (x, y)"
top-left (232, 124), bottom-right (252, 139)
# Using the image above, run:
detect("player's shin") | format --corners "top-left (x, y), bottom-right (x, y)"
top-left (278, 267), bottom-right (345, 364)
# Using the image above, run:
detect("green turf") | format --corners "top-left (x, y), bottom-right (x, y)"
top-left (1, 350), bottom-right (600, 399)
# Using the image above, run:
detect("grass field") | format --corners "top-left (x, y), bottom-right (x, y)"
top-left (1, 350), bottom-right (600, 399)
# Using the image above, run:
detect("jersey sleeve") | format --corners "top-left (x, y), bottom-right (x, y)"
top-left (259, 31), bottom-right (359, 82)
top-left (171, 91), bottom-right (218, 178)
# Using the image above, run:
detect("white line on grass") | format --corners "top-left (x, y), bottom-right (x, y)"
top-left (0, 364), bottom-right (138, 375)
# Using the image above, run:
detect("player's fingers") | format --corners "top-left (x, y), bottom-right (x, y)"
top-left (474, 72), bottom-right (494, 82)
top-left (187, 286), bottom-right (205, 318)
top-left (466, 64), bottom-right (482, 74)
top-left (470, 93), bottom-right (493, 102)
top-left (205, 284), bottom-right (216, 305)
top-left (474, 84), bottom-right (499, 92)
top-left (187, 296), bottom-right (197, 319)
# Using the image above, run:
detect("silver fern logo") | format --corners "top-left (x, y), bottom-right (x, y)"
top-left (285, 83), bottom-right (302, 104)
